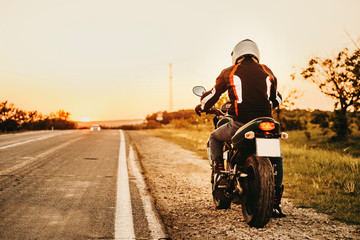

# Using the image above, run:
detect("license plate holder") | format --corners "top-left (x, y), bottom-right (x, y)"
top-left (256, 138), bottom-right (281, 157)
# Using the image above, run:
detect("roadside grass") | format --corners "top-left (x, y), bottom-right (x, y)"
top-left (148, 125), bottom-right (210, 159)
top-left (282, 144), bottom-right (359, 224)
top-left (147, 125), bottom-right (360, 225)
top-left (285, 127), bottom-right (360, 157)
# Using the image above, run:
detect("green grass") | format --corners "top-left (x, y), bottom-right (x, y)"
top-left (148, 125), bottom-right (210, 159)
top-left (282, 143), bottom-right (359, 224)
top-left (285, 127), bottom-right (360, 157)
top-left (147, 125), bottom-right (360, 225)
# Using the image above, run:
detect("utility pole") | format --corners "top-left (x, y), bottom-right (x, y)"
top-left (169, 63), bottom-right (173, 112)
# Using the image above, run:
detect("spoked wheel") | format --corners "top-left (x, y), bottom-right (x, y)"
top-left (241, 154), bottom-right (274, 228)
top-left (211, 169), bottom-right (231, 209)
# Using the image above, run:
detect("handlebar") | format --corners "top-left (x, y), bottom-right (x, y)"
top-left (206, 107), bottom-right (225, 116)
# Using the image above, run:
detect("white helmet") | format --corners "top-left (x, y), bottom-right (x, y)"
top-left (231, 39), bottom-right (260, 65)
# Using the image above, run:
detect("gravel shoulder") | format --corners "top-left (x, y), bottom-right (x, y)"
top-left (128, 130), bottom-right (360, 240)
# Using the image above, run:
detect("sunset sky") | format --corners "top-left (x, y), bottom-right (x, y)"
top-left (1, 0), bottom-right (360, 121)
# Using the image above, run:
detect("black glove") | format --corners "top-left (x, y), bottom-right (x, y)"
top-left (195, 104), bottom-right (203, 116)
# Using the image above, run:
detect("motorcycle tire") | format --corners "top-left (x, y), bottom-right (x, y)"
top-left (241, 154), bottom-right (274, 228)
top-left (211, 170), bottom-right (231, 209)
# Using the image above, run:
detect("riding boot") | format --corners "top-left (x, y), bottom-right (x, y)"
top-left (272, 185), bottom-right (286, 218)
top-left (213, 156), bottom-right (227, 187)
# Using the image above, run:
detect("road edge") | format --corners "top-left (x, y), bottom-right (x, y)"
top-left (126, 131), bottom-right (170, 240)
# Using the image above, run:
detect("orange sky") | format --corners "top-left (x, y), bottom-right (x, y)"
top-left (1, 0), bottom-right (359, 121)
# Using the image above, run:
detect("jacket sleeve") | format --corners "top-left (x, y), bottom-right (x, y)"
top-left (271, 88), bottom-right (282, 109)
top-left (264, 65), bottom-right (282, 108)
top-left (200, 70), bottom-right (228, 110)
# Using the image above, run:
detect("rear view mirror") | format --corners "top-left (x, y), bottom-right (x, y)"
top-left (192, 86), bottom-right (206, 97)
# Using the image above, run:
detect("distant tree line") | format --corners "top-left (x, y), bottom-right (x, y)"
top-left (145, 107), bottom-right (360, 139)
top-left (0, 101), bottom-right (76, 133)
top-left (275, 109), bottom-right (360, 135)
top-left (146, 109), bottom-right (197, 125)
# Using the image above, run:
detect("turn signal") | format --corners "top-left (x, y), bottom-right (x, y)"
top-left (259, 122), bottom-right (275, 131)
top-left (281, 132), bottom-right (288, 139)
top-left (245, 131), bottom-right (255, 139)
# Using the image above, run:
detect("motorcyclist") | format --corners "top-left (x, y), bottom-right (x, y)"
top-left (195, 39), bottom-right (286, 218)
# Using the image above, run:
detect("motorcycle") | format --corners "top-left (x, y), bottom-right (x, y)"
top-left (193, 86), bottom-right (288, 228)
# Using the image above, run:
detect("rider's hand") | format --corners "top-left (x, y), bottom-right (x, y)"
top-left (195, 104), bottom-right (203, 116)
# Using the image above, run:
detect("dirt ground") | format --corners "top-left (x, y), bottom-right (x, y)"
top-left (128, 131), bottom-right (360, 240)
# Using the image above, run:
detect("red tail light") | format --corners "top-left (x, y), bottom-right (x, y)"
top-left (259, 122), bottom-right (275, 131)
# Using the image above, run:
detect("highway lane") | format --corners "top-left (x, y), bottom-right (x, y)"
top-left (0, 130), bottom-right (167, 239)
top-left (0, 130), bottom-right (75, 150)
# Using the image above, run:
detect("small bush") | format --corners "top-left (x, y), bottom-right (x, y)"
top-left (280, 116), bottom-right (306, 131)
top-left (119, 124), bottom-right (144, 130)
top-left (145, 120), bottom-right (162, 129)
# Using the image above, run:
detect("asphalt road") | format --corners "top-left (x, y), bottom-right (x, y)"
top-left (0, 130), bottom-right (167, 240)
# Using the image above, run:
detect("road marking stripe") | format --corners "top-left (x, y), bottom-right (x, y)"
top-left (0, 130), bottom-right (75, 150)
top-left (115, 130), bottom-right (135, 239)
top-left (128, 145), bottom-right (168, 239)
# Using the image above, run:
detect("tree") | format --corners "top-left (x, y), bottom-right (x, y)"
top-left (310, 110), bottom-right (330, 129)
top-left (301, 45), bottom-right (360, 139)
top-left (56, 109), bottom-right (70, 121)
top-left (0, 101), bottom-right (19, 132)
top-left (280, 89), bottom-right (303, 110)
top-left (273, 87), bottom-right (303, 121)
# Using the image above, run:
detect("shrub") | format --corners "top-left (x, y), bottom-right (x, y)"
top-left (280, 116), bottom-right (306, 131)
top-left (145, 120), bottom-right (162, 129)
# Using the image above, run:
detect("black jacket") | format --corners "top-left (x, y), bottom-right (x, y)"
top-left (200, 57), bottom-right (282, 123)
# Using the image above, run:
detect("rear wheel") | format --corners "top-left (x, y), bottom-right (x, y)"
top-left (241, 154), bottom-right (274, 228)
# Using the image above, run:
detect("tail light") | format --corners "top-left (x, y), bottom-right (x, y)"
top-left (259, 122), bottom-right (275, 131)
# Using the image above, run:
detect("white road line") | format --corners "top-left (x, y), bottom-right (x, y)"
top-left (128, 145), bottom-right (168, 239)
top-left (0, 131), bottom-right (75, 150)
top-left (115, 130), bottom-right (135, 239)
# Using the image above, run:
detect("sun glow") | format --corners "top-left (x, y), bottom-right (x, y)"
top-left (80, 117), bottom-right (92, 122)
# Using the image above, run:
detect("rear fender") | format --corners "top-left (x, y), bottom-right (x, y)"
top-left (231, 117), bottom-right (279, 148)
